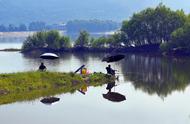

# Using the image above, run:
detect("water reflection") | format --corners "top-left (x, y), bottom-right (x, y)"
top-left (40, 97), bottom-right (60, 105)
top-left (78, 85), bottom-right (88, 95)
top-left (103, 92), bottom-right (126, 102)
top-left (1, 51), bottom-right (190, 99)
top-left (121, 54), bottom-right (190, 97)
top-left (103, 82), bottom-right (126, 102)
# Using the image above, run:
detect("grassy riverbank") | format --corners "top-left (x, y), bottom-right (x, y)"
top-left (0, 71), bottom-right (113, 105)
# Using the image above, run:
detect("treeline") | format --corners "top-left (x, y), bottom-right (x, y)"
top-left (66, 20), bottom-right (120, 33)
top-left (121, 3), bottom-right (190, 54)
top-left (0, 24), bottom-right (27, 32)
top-left (21, 30), bottom-right (119, 52)
top-left (0, 20), bottom-right (119, 33)
top-left (22, 4), bottom-right (190, 55)
top-left (0, 22), bottom-right (65, 32)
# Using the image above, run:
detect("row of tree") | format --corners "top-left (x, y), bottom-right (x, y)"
top-left (121, 3), bottom-right (187, 46)
top-left (73, 4), bottom-right (190, 52)
top-left (0, 24), bottom-right (27, 32)
top-left (0, 20), bottom-right (119, 33)
top-left (0, 22), bottom-right (65, 32)
top-left (22, 4), bottom-right (190, 54)
top-left (66, 20), bottom-right (120, 33)
top-left (21, 29), bottom-right (120, 51)
top-left (120, 3), bottom-right (190, 54)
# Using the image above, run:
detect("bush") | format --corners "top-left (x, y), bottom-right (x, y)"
top-left (22, 30), bottom-right (71, 51)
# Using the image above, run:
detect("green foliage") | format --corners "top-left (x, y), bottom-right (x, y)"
top-left (20, 5), bottom-right (190, 53)
top-left (0, 72), bottom-right (113, 105)
top-left (90, 36), bottom-right (109, 48)
top-left (108, 32), bottom-right (127, 47)
top-left (161, 20), bottom-right (190, 52)
top-left (121, 3), bottom-right (186, 46)
top-left (22, 30), bottom-right (71, 51)
top-left (171, 22), bottom-right (190, 48)
top-left (90, 32), bottom-right (127, 48)
top-left (74, 30), bottom-right (90, 47)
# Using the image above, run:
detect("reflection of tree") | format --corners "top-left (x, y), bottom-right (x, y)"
top-left (121, 54), bottom-right (190, 97)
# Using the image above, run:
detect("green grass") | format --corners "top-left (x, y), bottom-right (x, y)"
top-left (0, 71), bottom-right (113, 105)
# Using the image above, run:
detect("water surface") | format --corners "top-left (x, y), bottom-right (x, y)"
top-left (0, 46), bottom-right (190, 124)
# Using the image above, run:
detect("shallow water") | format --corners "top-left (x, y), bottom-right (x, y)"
top-left (0, 44), bottom-right (190, 124)
top-left (0, 37), bottom-right (23, 50)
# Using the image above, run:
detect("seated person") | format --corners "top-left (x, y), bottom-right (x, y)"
top-left (106, 65), bottom-right (115, 75)
top-left (39, 62), bottom-right (47, 71)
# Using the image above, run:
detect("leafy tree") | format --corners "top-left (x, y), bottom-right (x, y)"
top-left (28, 21), bottom-right (46, 31)
top-left (161, 21), bottom-right (190, 52)
top-left (121, 3), bottom-right (186, 46)
top-left (18, 24), bottom-right (27, 31)
top-left (108, 32), bottom-right (128, 48)
top-left (59, 36), bottom-right (71, 48)
top-left (22, 30), bottom-right (71, 51)
top-left (45, 30), bottom-right (61, 49)
top-left (90, 36), bottom-right (108, 48)
top-left (74, 30), bottom-right (90, 47)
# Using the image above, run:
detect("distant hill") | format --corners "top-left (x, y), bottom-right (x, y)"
top-left (0, 0), bottom-right (189, 24)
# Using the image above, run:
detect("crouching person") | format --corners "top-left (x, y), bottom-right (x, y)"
top-left (39, 62), bottom-right (47, 71)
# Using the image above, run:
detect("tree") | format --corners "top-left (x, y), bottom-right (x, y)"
top-left (0, 25), bottom-right (7, 32)
top-left (160, 13), bottom-right (190, 52)
top-left (90, 36), bottom-right (108, 48)
top-left (18, 24), bottom-right (27, 31)
top-left (22, 30), bottom-right (71, 51)
top-left (74, 30), bottom-right (90, 47)
top-left (8, 24), bottom-right (16, 31)
top-left (29, 21), bottom-right (46, 31)
top-left (121, 3), bottom-right (186, 46)
top-left (161, 22), bottom-right (190, 52)
top-left (108, 32), bottom-right (128, 48)
top-left (59, 36), bottom-right (71, 48)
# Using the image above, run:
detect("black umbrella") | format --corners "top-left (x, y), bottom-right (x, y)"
top-left (103, 92), bottom-right (126, 102)
top-left (40, 97), bottom-right (60, 105)
top-left (102, 54), bottom-right (125, 63)
top-left (40, 53), bottom-right (59, 59)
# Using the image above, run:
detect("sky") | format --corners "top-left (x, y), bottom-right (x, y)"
top-left (0, 0), bottom-right (190, 24)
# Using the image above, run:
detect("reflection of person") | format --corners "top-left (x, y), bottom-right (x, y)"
top-left (106, 65), bottom-right (115, 76)
top-left (106, 82), bottom-right (116, 92)
top-left (39, 62), bottom-right (47, 71)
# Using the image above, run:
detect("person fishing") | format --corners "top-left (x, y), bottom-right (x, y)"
top-left (106, 65), bottom-right (116, 76)
top-left (39, 62), bottom-right (47, 71)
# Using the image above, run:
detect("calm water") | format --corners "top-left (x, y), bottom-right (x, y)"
top-left (0, 37), bottom-right (23, 49)
top-left (0, 43), bottom-right (190, 124)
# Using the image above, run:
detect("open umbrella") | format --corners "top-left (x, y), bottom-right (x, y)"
top-left (40, 97), bottom-right (60, 105)
top-left (103, 92), bottom-right (126, 102)
top-left (40, 53), bottom-right (59, 59)
top-left (102, 54), bottom-right (125, 63)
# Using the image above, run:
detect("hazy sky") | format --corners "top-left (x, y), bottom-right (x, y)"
top-left (0, 0), bottom-right (190, 23)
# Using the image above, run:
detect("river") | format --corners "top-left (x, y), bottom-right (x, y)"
top-left (0, 40), bottom-right (190, 124)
